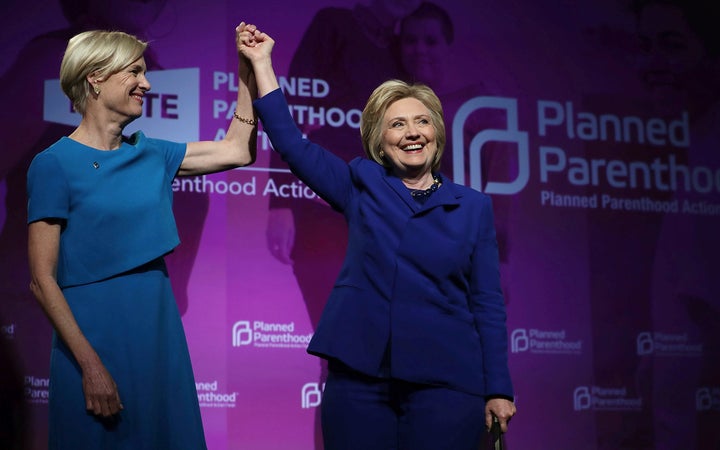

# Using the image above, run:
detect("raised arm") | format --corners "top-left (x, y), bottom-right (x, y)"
top-left (238, 23), bottom-right (356, 212)
top-left (178, 23), bottom-right (259, 176)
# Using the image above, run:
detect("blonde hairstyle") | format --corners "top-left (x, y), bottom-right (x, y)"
top-left (360, 79), bottom-right (445, 171)
top-left (60, 30), bottom-right (147, 114)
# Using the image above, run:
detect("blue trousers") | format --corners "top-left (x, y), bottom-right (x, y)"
top-left (321, 362), bottom-right (487, 450)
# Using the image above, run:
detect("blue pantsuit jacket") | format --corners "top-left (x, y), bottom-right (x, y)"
top-left (255, 89), bottom-right (513, 399)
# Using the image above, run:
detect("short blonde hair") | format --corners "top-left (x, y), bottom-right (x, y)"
top-left (60, 30), bottom-right (147, 114)
top-left (360, 79), bottom-right (445, 171)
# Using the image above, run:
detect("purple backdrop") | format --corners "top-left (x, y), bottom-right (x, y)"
top-left (1, 1), bottom-right (719, 449)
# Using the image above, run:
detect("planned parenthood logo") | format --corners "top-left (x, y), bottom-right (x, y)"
top-left (232, 321), bottom-right (253, 346)
top-left (301, 382), bottom-right (325, 409)
top-left (232, 320), bottom-right (312, 349)
top-left (696, 387), bottom-right (720, 412)
top-left (24, 376), bottom-right (50, 405)
top-left (636, 331), bottom-right (703, 357)
top-left (573, 386), bottom-right (642, 411)
top-left (452, 97), bottom-right (529, 194)
top-left (511, 328), bottom-right (582, 354)
top-left (196, 380), bottom-right (238, 409)
top-left (450, 95), bottom-right (719, 219)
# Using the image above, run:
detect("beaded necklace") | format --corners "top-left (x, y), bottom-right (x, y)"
top-left (409, 175), bottom-right (442, 199)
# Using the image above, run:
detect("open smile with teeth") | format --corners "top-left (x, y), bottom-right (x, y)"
top-left (403, 144), bottom-right (423, 152)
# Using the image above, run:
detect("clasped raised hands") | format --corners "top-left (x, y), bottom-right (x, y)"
top-left (235, 21), bottom-right (279, 96)
top-left (236, 21), bottom-right (274, 62)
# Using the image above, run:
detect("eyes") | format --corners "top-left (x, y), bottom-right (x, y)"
top-left (390, 117), bottom-right (431, 129)
top-left (125, 63), bottom-right (147, 77)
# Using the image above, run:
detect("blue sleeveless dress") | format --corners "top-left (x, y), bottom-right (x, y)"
top-left (27, 132), bottom-right (207, 449)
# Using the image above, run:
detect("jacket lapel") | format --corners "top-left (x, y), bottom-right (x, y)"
top-left (420, 175), bottom-right (462, 212)
top-left (383, 172), bottom-right (462, 213)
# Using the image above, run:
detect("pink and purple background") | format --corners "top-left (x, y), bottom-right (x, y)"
top-left (1, 1), bottom-right (719, 449)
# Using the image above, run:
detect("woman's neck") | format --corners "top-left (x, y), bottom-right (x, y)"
top-left (69, 119), bottom-right (124, 151)
top-left (400, 172), bottom-right (436, 190)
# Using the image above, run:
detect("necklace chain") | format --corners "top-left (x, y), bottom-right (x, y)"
top-left (410, 176), bottom-right (441, 198)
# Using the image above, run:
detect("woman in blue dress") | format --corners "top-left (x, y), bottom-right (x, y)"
top-left (26, 25), bottom-right (259, 449)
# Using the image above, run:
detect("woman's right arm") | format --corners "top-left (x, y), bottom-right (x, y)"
top-left (28, 219), bottom-right (123, 417)
top-left (239, 24), bottom-right (355, 211)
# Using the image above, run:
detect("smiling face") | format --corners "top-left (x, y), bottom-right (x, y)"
top-left (95, 57), bottom-right (151, 122)
top-left (380, 97), bottom-right (438, 180)
top-left (61, 30), bottom-right (148, 115)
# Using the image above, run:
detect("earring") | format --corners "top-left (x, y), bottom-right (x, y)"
top-left (93, 83), bottom-right (100, 95)
top-left (379, 150), bottom-right (384, 158)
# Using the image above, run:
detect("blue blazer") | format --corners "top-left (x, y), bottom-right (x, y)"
top-left (255, 89), bottom-right (513, 398)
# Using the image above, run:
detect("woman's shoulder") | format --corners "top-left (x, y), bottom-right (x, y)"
top-left (27, 139), bottom-right (69, 181)
top-left (31, 137), bottom-right (76, 163)
top-left (125, 130), bottom-right (175, 145)
top-left (348, 157), bottom-right (388, 178)
top-left (125, 131), bottom-right (183, 153)
top-left (442, 177), bottom-right (492, 202)
top-left (124, 131), bottom-right (150, 148)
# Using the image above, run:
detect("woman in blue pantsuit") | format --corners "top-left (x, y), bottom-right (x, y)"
top-left (238, 23), bottom-right (516, 450)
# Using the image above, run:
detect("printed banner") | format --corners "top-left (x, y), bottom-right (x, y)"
top-left (1, 0), bottom-right (718, 448)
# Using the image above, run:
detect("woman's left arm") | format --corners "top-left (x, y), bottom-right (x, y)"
top-left (469, 196), bottom-right (511, 382)
top-left (179, 24), bottom-right (258, 176)
top-left (468, 195), bottom-right (516, 429)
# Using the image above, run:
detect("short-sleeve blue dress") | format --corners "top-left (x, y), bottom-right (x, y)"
top-left (27, 132), bottom-right (207, 449)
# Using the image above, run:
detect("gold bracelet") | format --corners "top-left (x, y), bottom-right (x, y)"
top-left (233, 111), bottom-right (258, 126)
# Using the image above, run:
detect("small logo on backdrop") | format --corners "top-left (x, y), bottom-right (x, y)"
top-left (231, 320), bottom-right (313, 349)
top-left (1, 323), bottom-right (15, 339)
top-left (24, 375), bottom-right (50, 404)
top-left (636, 331), bottom-right (703, 357)
top-left (232, 321), bottom-right (253, 346)
top-left (573, 386), bottom-right (642, 411)
top-left (511, 328), bottom-right (583, 354)
top-left (195, 380), bottom-right (238, 408)
top-left (696, 387), bottom-right (720, 412)
top-left (301, 382), bottom-right (324, 409)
